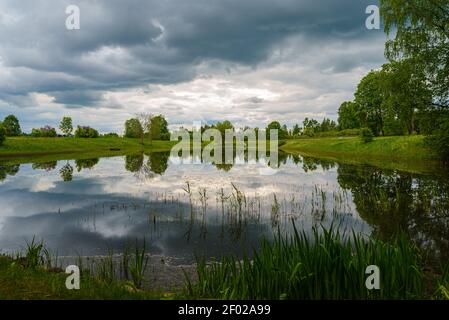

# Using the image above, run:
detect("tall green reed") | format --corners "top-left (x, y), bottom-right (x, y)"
top-left (186, 222), bottom-right (425, 300)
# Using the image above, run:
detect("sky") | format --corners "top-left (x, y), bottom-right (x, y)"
top-left (0, 0), bottom-right (387, 133)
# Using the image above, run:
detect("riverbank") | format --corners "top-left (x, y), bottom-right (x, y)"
top-left (280, 135), bottom-right (443, 174)
top-left (0, 135), bottom-right (444, 174)
top-left (0, 255), bottom-right (176, 299)
top-left (1, 226), bottom-right (448, 300)
top-left (0, 137), bottom-right (176, 163)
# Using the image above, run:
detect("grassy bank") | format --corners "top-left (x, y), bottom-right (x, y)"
top-left (0, 255), bottom-right (174, 300)
top-left (0, 239), bottom-right (180, 300)
top-left (280, 135), bottom-right (443, 174)
top-left (1, 226), bottom-right (448, 300)
top-left (0, 137), bottom-right (176, 162)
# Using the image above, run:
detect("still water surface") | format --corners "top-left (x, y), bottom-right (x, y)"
top-left (0, 152), bottom-right (448, 265)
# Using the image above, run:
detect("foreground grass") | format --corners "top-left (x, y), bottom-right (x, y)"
top-left (186, 225), bottom-right (449, 300)
top-left (0, 255), bottom-right (177, 300)
top-left (0, 137), bottom-right (176, 160)
top-left (1, 226), bottom-right (449, 300)
top-left (0, 238), bottom-right (184, 300)
top-left (280, 135), bottom-right (443, 174)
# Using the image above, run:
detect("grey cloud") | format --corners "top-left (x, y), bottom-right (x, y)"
top-left (0, 0), bottom-right (384, 130)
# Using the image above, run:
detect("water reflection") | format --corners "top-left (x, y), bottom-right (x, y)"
top-left (60, 162), bottom-right (74, 182)
top-left (0, 152), bottom-right (447, 265)
top-left (32, 161), bottom-right (57, 171)
top-left (0, 164), bottom-right (20, 181)
top-left (75, 158), bottom-right (100, 172)
top-left (337, 164), bottom-right (449, 262)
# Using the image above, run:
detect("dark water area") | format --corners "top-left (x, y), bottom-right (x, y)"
top-left (0, 152), bottom-right (448, 266)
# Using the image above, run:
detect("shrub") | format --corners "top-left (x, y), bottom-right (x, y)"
top-left (302, 127), bottom-right (315, 137)
top-left (315, 129), bottom-right (361, 138)
top-left (75, 126), bottom-right (99, 138)
top-left (102, 132), bottom-right (119, 138)
top-left (360, 127), bottom-right (374, 143)
top-left (0, 124), bottom-right (6, 145)
top-left (31, 126), bottom-right (57, 137)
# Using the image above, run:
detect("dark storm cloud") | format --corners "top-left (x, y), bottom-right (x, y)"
top-left (0, 0), bottom-right (381, 109)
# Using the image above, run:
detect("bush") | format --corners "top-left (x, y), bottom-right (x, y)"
top-left (315, 129), bottom-right (361, 138)
top-left (302, 127), bottom-right (315, 137)
top-left (0, 124), bottom-right (6, 146)
top-left (75, 126), bottom-right (99, 138)
top-left (360, 127), bottom-right (374, 143)
top-left (102, 133), bottom-right (119, 138)
top-left (31, 126), bottom-right (57, 137)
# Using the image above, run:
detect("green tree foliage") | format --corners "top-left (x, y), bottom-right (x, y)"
top-left (2, 115), bottom-right (21, 136)
top-left (32, 161), bottom-right (57, 171)
top-left (380, 0), bottom-right (449, 161)
top-left (149, 115), bottom-right (170, 140)
top-left (59, 117), bottom-right (73, 136)
top-left (360, 127), bottom-right (374, 143)
top-left (75, 158), bottom-right (99, 172)
top-left (60, 163), bottom-right (73, 182)
top-left (354, 70), bottom-right (385, 136)
top-left (31, 126), bottom-right (57, 137)
top-left (102, 132), bottom-right (119, 138)
top-left (292, 124), bottom-right (302, 136)
top-left (379, 60), bottom-right (431, 135)
top-left (425, 116), bottom-right (449, 163)
top-left (210, 120), bottom-right (234, 143)
top-left (75, 126), bottom-right (99, 138)
top-left (338, 101), bottom-right (361, 130)
top-left (148, 152), bottom-right (169, 175)
top-left (302, 118), bottom-right (320, 137)
top-left (0, 164), bottom-right (19, 182)
top-left (125, 154), bottom-right (144, 172)
top-left (124, 118), bottom-right (144, 138)
top-left (0, 123), bottom-right (6, 146)
top-left (266, 121), bottom-right (288, 139)
top-left (214, 120), bottom-right (234, 136)
top-left (380, 0), bottom-right (449, 108)
top-left (343, 61), bottom-right (431, 136)
top-left (320, 118), bottom-right (337, 132)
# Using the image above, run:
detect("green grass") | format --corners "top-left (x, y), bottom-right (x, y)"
top-left (2, 226), bottom-right (448, 300)
top-left (186, 224), bottom-right (447, 300)
top-left (0, 137), bottom-right (176, 161)
top-left (280, 135), bottom-right (443, 174)
top-left (0, 240), bottom-right (179, 300)
top-left (0, 255), bottom-right (174, 300)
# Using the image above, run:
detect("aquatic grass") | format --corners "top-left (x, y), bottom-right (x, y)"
top-left (97, 249), bottom-right (116, 283)
top-left (25, 237), bottom-right (45, 269)
top-left (186, 222), bottom-right (426, 300)
top-left (121, 243), bottom-right (130, 280)
top-left (129, 240), bottom-right (149, 289)
top-left (436, 262), bottom-right (449, 299)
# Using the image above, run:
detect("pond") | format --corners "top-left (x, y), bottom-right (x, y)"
top-left (1, 152), bottom-right (448, 266)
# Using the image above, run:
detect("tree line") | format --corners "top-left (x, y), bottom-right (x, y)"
top-left (338, 0), bottom-right (448, 160)
top-left (0, 113), bottom-right (171, 145)
top-left (0, 114), bottom-right (101, 140)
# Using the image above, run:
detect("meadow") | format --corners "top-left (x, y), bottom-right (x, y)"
top-left (280, 135), bottom-right (442, 173)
